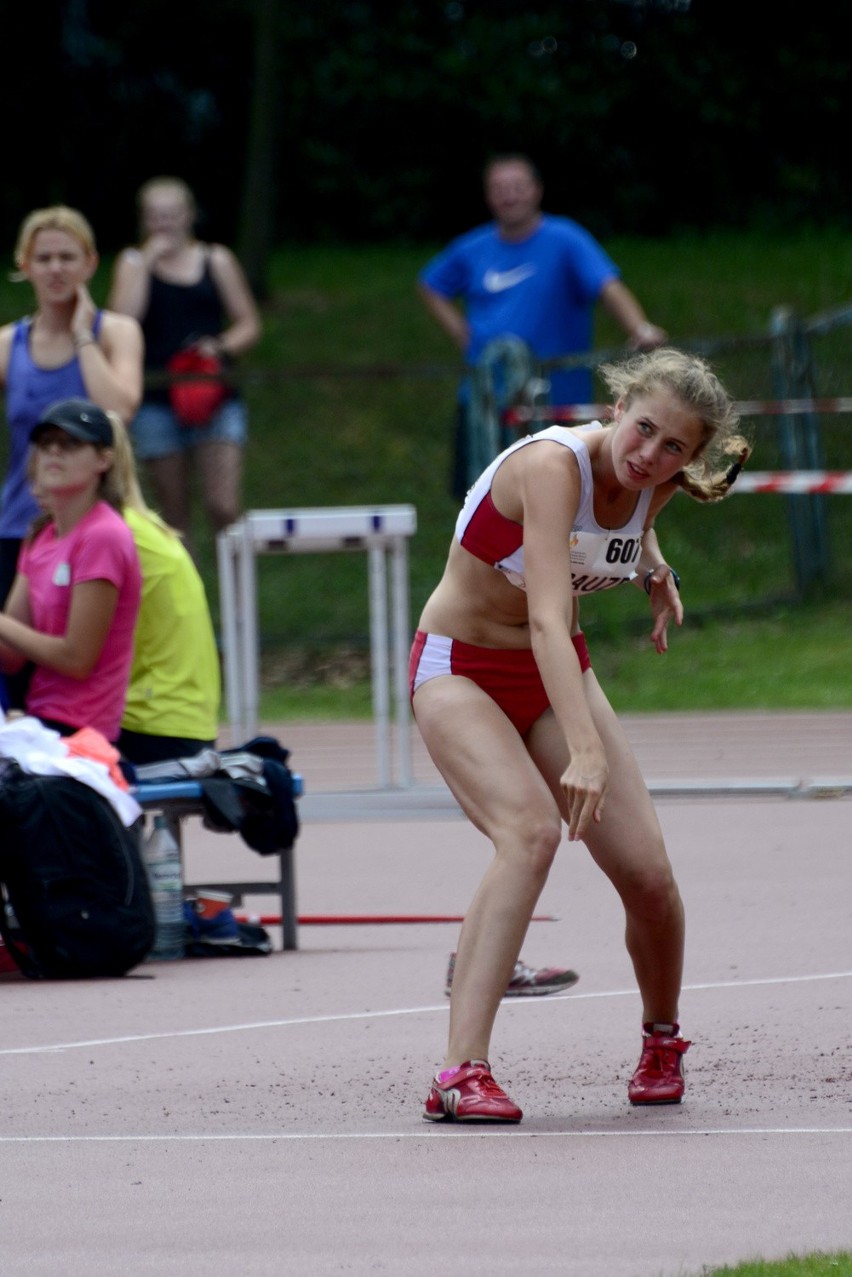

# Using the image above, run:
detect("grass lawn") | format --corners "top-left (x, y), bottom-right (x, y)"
top-left (1, 228), bottom-right (850, 718)
top-left (698, 1255), bottom-right (852, 1276)
top-left (246, 228), bottom-right (852, 720)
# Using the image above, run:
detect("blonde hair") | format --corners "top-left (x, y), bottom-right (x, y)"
top-left (12, 205), bottom-right (97, 277)
top-left (103, 411), bottom-right (178, 535)
top-left (599, 347), bottom-right (751, 503)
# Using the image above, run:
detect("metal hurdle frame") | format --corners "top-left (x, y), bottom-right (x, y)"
top-left (217, 506), bottom-right (417, 789)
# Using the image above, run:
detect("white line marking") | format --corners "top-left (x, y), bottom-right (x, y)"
top-left (2, 970), bottom-right (850, 1058)
top-left (0, 1127), bottom-right (850, 1144)
top-left (0, 1004), bottom-right (443, 1056)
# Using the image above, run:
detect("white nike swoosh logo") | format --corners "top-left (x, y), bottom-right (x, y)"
top-left (482, 265), bottom-right (537, 293)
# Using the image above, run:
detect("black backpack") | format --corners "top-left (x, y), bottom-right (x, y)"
top-left (0, 763), bottom-right (155, 979)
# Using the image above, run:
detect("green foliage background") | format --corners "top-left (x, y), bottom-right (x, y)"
top-left (2, 2), bottom-right (850, 250)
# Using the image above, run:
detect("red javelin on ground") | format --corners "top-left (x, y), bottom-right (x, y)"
top-left (235, 913), bottom-right (559, 926)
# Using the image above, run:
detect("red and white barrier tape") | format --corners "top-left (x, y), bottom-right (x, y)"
top-left (498, 403), bottom-right (852, 492)
top-left (730, 471), bottom-right (852, 494)
top-left (504, 404), bottom-right (621, 424)
top-left (734, 397), bottom-right (852, 417)
top-left (505, 397), bottom-right (852, 426)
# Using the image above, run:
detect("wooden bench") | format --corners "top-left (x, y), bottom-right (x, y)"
top-left (134, 774), bottom-right (303, 951)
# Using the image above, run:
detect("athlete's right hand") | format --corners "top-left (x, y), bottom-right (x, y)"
top-left (560, 749), bottom-right (608, 841)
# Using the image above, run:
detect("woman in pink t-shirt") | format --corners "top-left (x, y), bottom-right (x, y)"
top-left (0, 397), bottom-right (141, 742)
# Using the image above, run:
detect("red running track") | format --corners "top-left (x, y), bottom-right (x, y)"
top-left (2, 712), bottom-right (850, 1276)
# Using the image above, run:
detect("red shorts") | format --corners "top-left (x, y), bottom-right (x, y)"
top-left (409, 630), bottom-right (591, 737)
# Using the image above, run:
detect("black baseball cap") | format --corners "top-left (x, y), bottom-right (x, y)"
top-left (31, 398), bottom-right (114, 447)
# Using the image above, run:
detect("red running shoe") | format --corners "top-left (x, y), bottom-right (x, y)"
top-left (628, 1028), bottom-right (691, 1105)
top-left (423, 1059), bottom-right (523, 1123)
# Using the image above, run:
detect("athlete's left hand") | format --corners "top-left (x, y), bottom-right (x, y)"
top-left (646, 568), bottom-right (683, 654)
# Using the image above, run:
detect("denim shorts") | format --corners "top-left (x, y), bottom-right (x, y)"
top-left (130, 397), bottom-right (248, 460)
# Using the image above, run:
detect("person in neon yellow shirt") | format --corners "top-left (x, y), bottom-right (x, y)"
top-left (95, 416), bottom-right (221, 765)
top-left (117, 504), bottom-right (220, 765)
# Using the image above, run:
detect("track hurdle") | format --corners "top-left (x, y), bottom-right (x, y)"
top-left (217, 506), bottom-right (417, 789)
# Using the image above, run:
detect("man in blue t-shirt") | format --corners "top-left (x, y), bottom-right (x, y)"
top-left (418, 153), bottom-right (667, 497)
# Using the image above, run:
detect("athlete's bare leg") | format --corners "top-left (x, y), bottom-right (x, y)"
top-left (413, 674), bottom-right (564, 1068)
top-left (526, 668), bottom-right (684, 1025)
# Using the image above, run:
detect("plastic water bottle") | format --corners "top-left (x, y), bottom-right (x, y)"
top-left (143, 815), bottom-right (185, 961)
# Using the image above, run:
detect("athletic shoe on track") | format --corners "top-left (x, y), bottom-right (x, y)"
top-left (628, 1028), bottom-right (691, 1104)
top-left (444, 952), bottom-right (579, 998)
top-left (423, 1059), bottom-right (523, 1123)
top-left (183, 900), bottom-right (241, 945)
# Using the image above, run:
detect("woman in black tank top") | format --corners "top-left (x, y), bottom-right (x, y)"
top-left (107, 177), bottom-right (261, 543)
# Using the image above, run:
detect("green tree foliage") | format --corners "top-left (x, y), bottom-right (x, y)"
top-left (1, 0), bottom-right (849, 261)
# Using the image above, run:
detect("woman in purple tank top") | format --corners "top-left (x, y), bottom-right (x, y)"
top-left (0, 207), bottom-right (142, 711)
top-left (0, 206), bottom-right (143, 605)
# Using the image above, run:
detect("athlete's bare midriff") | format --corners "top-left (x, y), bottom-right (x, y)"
top-left (417, 539), bottom-right (580, 648)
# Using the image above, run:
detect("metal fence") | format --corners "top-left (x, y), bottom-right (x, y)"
top-left (467, 303), bottom-right (852, 597)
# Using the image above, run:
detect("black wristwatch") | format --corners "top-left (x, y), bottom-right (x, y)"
top-left (644, 567), bottom-right (681, 595)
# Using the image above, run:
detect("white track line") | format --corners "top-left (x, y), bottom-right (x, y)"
top-left (0, 1128), bottom-right (850, 1145)
top-left (2, 969), bottom-right (850, 1058)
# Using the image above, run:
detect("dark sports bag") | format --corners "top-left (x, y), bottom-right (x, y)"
top-left (0, 763), bottom-right (155, 979)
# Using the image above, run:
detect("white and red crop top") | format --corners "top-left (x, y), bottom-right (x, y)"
top-left (455, 424), bottom-right (652, 595)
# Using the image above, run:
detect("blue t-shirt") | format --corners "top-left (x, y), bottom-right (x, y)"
top-left (420, 214), bottom-right (619, 405)
top-left (1, 314), bottom-right (103, 539)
